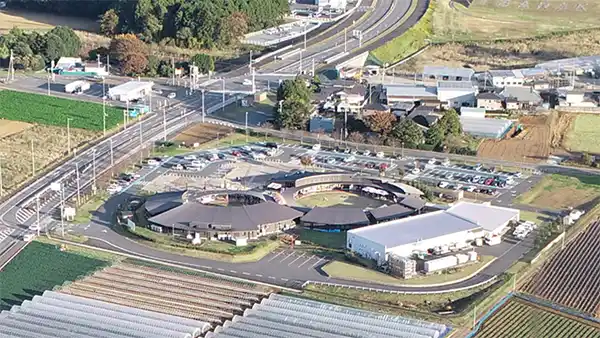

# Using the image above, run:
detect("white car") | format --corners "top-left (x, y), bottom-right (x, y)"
top-left (183, 154), bottom-right (197, 161)
top-left (428, 158), bottom-right (437, 165)
top-left (344, 155), bottom-right (356, 163)
top-left (167, 92), bottom-right (176, 99)
top-left (438, 181), bottom-right (449, 188)
top-left (190, 160), bottom-right (205, 167)
top-left (28, 224), bottom-right (40, 231)
top-left (207, 153), bottom-right (219, 161)
top-left (312, 144), bottom-right (322, 151)
top-left (252, 152), bottom-right (266, 160)
top-left (172, 163), bottom-right (184, 170)
top-left (242, 145), bottom-right (252, 152)
top-left (376, 152), bottom-right (385, 158)
top-left (326, 157), bottom-right (337, 165)
top-left (363, 150), bottom-right (371, 156)
top-left (146, 159), bottom-right (160, 166)
top-left (442, 158), bottom-right (451, 166)
top-left (242, 79), bottom-right (253, 86)
top-left (107, 184), bottom-right (123, 194)
top-left (411, 168), bottom-right (420, 174)
top-left (23, 233), bottom-right (36, 242)
top-left (153, 89), bottom-right (163, 94)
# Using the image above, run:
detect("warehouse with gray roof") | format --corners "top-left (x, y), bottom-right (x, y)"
top-left (347, 201), bottom-right (519, 265)
top-left (206, 293), bottom-right (450, 338)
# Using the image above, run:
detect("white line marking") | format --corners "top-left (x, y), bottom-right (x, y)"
top-left (230, 270), bottom-right (237, 273)
top-left (268, 276), bottom-right (276, 279)
top-left (287, 252), bottom-right (305, 266)
top-left (297, 254), bottom-right (315, 268)
top-left (217, 268), bottom-right (224, 271)
top-left (279, 251), bottom-right (296, 262)
top-left (242, 272), bottom-right (251, 275)
top-left (281, 278), bottom-right (289, 281)
top-left (310, 257), bottom-right (325, 269)
top-left (267, 250), bottom-right (285, 262)
top-left (255, 274), bottom-right (263, 277)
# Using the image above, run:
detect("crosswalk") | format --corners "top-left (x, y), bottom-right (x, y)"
top-left (0, 228), bottom-right (14, 242)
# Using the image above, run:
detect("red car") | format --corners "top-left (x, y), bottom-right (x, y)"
top-left (379, 163), bottom-right (389, 171)
top-left (231, 150), bottom-right (242, 157)
top-left (484, 178), bottom-right (494, 185)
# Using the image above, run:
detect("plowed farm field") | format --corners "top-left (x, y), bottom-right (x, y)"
top-left (173, 123), bottom-right (233, 145)
top-left (523, 221), bottom-right (600, 316)
top-left (473, 296), bottom-right (600, 338)
top-left (477, 113), bottom-right (571, 163)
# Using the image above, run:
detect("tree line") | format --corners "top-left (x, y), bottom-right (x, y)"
top-left (8, 0), bottom-right (290, 49)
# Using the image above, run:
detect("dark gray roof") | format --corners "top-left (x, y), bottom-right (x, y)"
top-left (362, 103), bottom-right (389, 111)
top-left (148, 202), bottom-right (303, 231)
top-left (477, 92), bottom-right (504, 100)
top-left (369, 204), bottom-right (414, 221)
top-left (144, 191), bottom-right (186, 216)
top-left (399, 196), bottom-right (426, 210)
top-left (407, 107), bottom-right (439, 127)
top-left (300, 207), bottom-right (369, 226)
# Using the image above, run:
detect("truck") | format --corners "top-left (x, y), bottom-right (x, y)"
top-left (64, 80), bottom-right (90, 94)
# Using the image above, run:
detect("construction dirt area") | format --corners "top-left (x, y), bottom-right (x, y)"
top-left (173, 123), bottom-right (234, 146)
top-left (477, 113), bottom-right (573, 163)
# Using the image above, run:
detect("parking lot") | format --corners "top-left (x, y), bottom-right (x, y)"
top-left (261, 249), bottom-right (331, 270)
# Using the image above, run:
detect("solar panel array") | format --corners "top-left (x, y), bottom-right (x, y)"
top-left (206, 293), bottom-right (450, 338)
top-left (0, 291), bottom-right (211, 338)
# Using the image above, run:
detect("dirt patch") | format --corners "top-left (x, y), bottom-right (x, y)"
top-left (1, 125), bottom-right (99, 193)
top-left (0, 9), bottom-right (98, 32)
top-left (0, 120), bottom-right (32, 139)
top-left (173, 123), bottom-right (234, 146)
top-left (477, 113), bottom-right (571, 163)
top-left (515, 174), bottom-right (600, 210)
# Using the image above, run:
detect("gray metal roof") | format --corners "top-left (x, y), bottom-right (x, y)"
top-left (500, 87), bottom-right (542, 103)
top-left (399, 196), bottom-right (426, 210)
top-left (144, 191), bottom-right (186, 216)
top-left (349, 210), bottom-right (481, 249)
top-left (436, 81), bottom-right (476, 91)
top-left (460, 117), bottom-right (513, 138)
top-left (148, 202), bottom-right (303, 231)
top-left (476, 92), bottom-right (504, 100)
top-left (369, 204), bottom-right (414, 221)
top-left (300, 207), bottom-right (370, 226)
top-left (487, 69), bottom-right (524, 78)
top-left (536, 56), bottom-right (600, 73)
top-left (108, 81), bottom-right (154, 96)
top-left (423, 66), bottom-right (474, 79)
top-left (0, 291), bottom-right (210, 338)
top-left (385, 84), bottom-right (438, 98)
top-left (447, 202), bottom-right (519, 232)
top-left (207, 294), bottom-right (449, 338)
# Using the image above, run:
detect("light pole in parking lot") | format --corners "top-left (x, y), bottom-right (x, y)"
top-left (102, 97), bottom-right (107, 137)
top-left (60, 184), bottom-right (65, 237)
top-left (344, 28), bottom-right (347, 53)
top-left (46, 69), bottom-right (51, 96)
top-left (245, 111), bottom-right (249, 143)
top-left (75, 162), bottom-right (81, 205)
top-left (66, 117), bottom-right (73, 155)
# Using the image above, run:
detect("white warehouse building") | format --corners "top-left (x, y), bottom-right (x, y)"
top-left (108, 81), bottom-right (154, 102)
top-left (347, 202), bottom-right (519, 265)
top-left (436, 81), bottom-right (478, 109)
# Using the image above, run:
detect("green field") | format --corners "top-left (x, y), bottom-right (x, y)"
top-left (296, 227), bottom-right (346, 249)
top-left (515, 174), bottom-right (600, 210)
top-left (0, 241), bottom-right (109, 310)
top-left (0, 90), bottom-right (123, 131)
top-left (473, 296), bottom-right (600, 338)
top-left (565, 114), bottom-right (600, 154)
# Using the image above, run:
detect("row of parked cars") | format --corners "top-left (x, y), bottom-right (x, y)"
top-left (107, 172), bottom-right (141, 194)
top-left (513, 221), bottom-right (537, 240)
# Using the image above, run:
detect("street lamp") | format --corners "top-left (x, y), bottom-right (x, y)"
top-left (245, 111), bottom-right (249, 143)
top-left (66, 117), bottom-right (73, 155)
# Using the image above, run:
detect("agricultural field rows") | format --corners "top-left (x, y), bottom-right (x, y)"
top-left (59, 263), bottom-right (272, 324)
top-left (0, 90), bottom-right (122, 131)
top-left (523, 221), bottom-right (600, 315)
top-left (474, 296), bottom-right (600, 338)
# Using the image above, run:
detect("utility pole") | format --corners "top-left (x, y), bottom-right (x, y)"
top-left (245, 111), bottom-right (249, 143)
top-left (124, 100), bottom-right (129, 129)
top-left (110, 138), bottom-right (114, 176)
top-left (303, 23), bottom-right (307, 50)
top-left (299, 50), bottom-right (303, 74)
top-left (139, 118), bottom-right (143, 163)
top-left (102, 96), bottom-right (106, 137)
top-left (251, 67), bottom-right (256, 94)
top-left (201, 89), bottom-right (205, 123)
top-left (31, 139), bottom-right (35, 176)
top-left (163, 106), bottom-right (167, 141)
top-left (106, 54), bottom-right (110, 75)
top-left (60, 184), bottom-right (65, 237)
top-left (36, 193), bottom-right (40, 236)
top-left (171, 57), bottom-right (175, 86)
top-left (344, 28), bottom-right (347, 53)
top-left (75, 162), bottom-right (81, 205)
top-left (222, 79), bottom-right (225, 111)
top-left (47, 70), bottom-right (51, 95)
top-left (249, 50), bottom-right (253, 70)
top-left (97, 53), bottom-right (101, 70)
top-left (67, 117), bottom-right (72, 155)
top-left (92, 148), bottom-right (97, 191)
top-left (311, 58), bottom-right (315, 76)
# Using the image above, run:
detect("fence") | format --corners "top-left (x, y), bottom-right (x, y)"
top-left (464, 292), bottom-right (515, 338)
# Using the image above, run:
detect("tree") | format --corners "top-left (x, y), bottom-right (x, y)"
top-left (364, 111), bottom-right (396, 135)
top-left (99, 9), bottom-right (119, 36)
top-left (218, 11), bottom-right (249, 46)
top-left (29, 54), bottom-right (46, 71)
top-left (425, 123), bottom-right (445, 146)
top-left (275, 99), bottom-right (310, 130)
top-left (12, 41), bottom-right (32, 57)
top-left (439, 109), bottom-right (462, 136)
top-left (347, 131), bottom-right (365, 144)
top-left (48, 26), bottom-right (81, 57)
top-left (277, 78), bottom-right (311, 104)
top-left (122, 53), bottom-right (148, 75)
top-left (146, 55), bottom-right (160, 76)
top-left (392, 119), bottom-right (424, 148)
top-left (0, 44), bottom-right (9, 59)
top-left (43, 33), bottom-right (65, 62)
top-left (157, 60), bottom-right (173, 77)
top-left (300, 155), bottom-right (313, 167)
top-left (582, 152), bottom-right (593, 166)
top-left (190, 53), bottom-right (214, 74)
top-left (366, 134), bottom-right (382, 145)
top-left (26, 31), bottom-right (47, 55)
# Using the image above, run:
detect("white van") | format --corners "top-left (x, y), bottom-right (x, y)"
top-left (312, 144), bottom-right (322, 151)
top-left (376, 151), bottom-right (385, 158)
top-left (190, 160), bottom-right (205, 167)
top-left (23, 233), bottom-right (35, 242)
top-left (438, 181), bottom-right (449, 188)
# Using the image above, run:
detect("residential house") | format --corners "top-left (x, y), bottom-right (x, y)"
top-left (309, 116), bottom-right (335, 133)
top-left (423, 66), bottom-right (474, 82)
top-left (383, 84), bottom-right (438, 105)
top-left (406, 106), bottom-right (439, 128)
top-left (361, 103), bottom-right (390, 117)
top-left (334, 85), bottom-right (367, 113)
top-left (390, 102), bottom-right (416, 117)
top-left (436, 81), bottom-right (478, 109)
top-left (500, 87), bottom-right (543, 109)
top-left (476, 92), bottom-right (504, 111)
top-left (558, 91), bottom-right (599, 108)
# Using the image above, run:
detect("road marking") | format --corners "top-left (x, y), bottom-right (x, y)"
top-left (310, 257), bottom-right (325, 269)
top-left (287, 252), bottom-right (305, 266)
top-left (230, 270), bottom-right (237, 273)
top-left (267, 250), bottom-right (285, 262)
top-left (217, 268), bottom-right (224, 271)
top-left (281, 278), bottom-right (289, 281)
top-left (255, 274), bottom-right (263, 277)
top-left (279, 251), bottom-right (296, 262)
top-left (297, 255), bottom-right (315, 268)
top-left (242, 272), bottom-right (251, 276)
top-left (268, 276), bottom-right (276, 279)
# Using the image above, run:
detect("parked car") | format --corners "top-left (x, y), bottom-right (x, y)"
top-left (265, 142), bottom-right (279, 149)
top-left (376, 151), bottom-right (385, 158)
top-left (190, 160), bottom-right (205, 167)
top-left (146, 159), bottom-right (160, 166)
top-left (411, 168), bottom-right (420, 174)
top-left (172, 163), bottom-right (184, 170)
top-left (365, 162), bottom-right (376, 169)
top-left (344, 148), bottom-right (351, 154)
top-left (231, 150), bottom-right (242, 157)
top-left (107, 184), bottom-right (123, 194)
top-left (484, 178), bottom-right (494, 185)
top-left (183, 154), bottom-right (197, 161)
top-left (326, 157), bottom-right (337, 165)
top-left (428, 158), bottom-right (437, 165)
top-left (242, 79), bottom-right (253, 86)
top-left (344, 155), bottom-right (356, 162)
top-left (363, 150), bottom-right (371, 156)
top-left (441, 158), bottom-right (451, 166)
top-left (438, 181), bottom-right (449, 188)
top-left (351, 149), bottom-right (358, 155)
top-left (167, 92), bottom-right (176, 99)
top-left (22, 233), bottom-right (36, 242)
top-left (251, 152), bottom-right (266, 160)
top-left (312, 144), bottom-right (322, 151)
top-left (207, 153), bottom-right (219, 161)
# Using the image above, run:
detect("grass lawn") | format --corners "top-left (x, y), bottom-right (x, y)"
top-left (0, 241), bottom-right (109, 310)
top-left (128, 226), bottom-right (279, 263)
top-left (564, 114), bottom-right (600, 154)
top-left (212, 94), bottom-right (276, 124)
top-left (370, 0), bottom-right (432, 64)
top-left (323, 256), bottom-right (494, 286)
top-left (515, 174), bottom-right (600, 210)
top-left (519, 210), bottom-right (553, 224)
top-left (70, 193), bottom-right (108, 224)
top-left (295, 227), bottom-right (346, 249)
top-left (0, 90), bottom-right (122, 131)
top-left (296, 191), bottom-right (386, 209)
